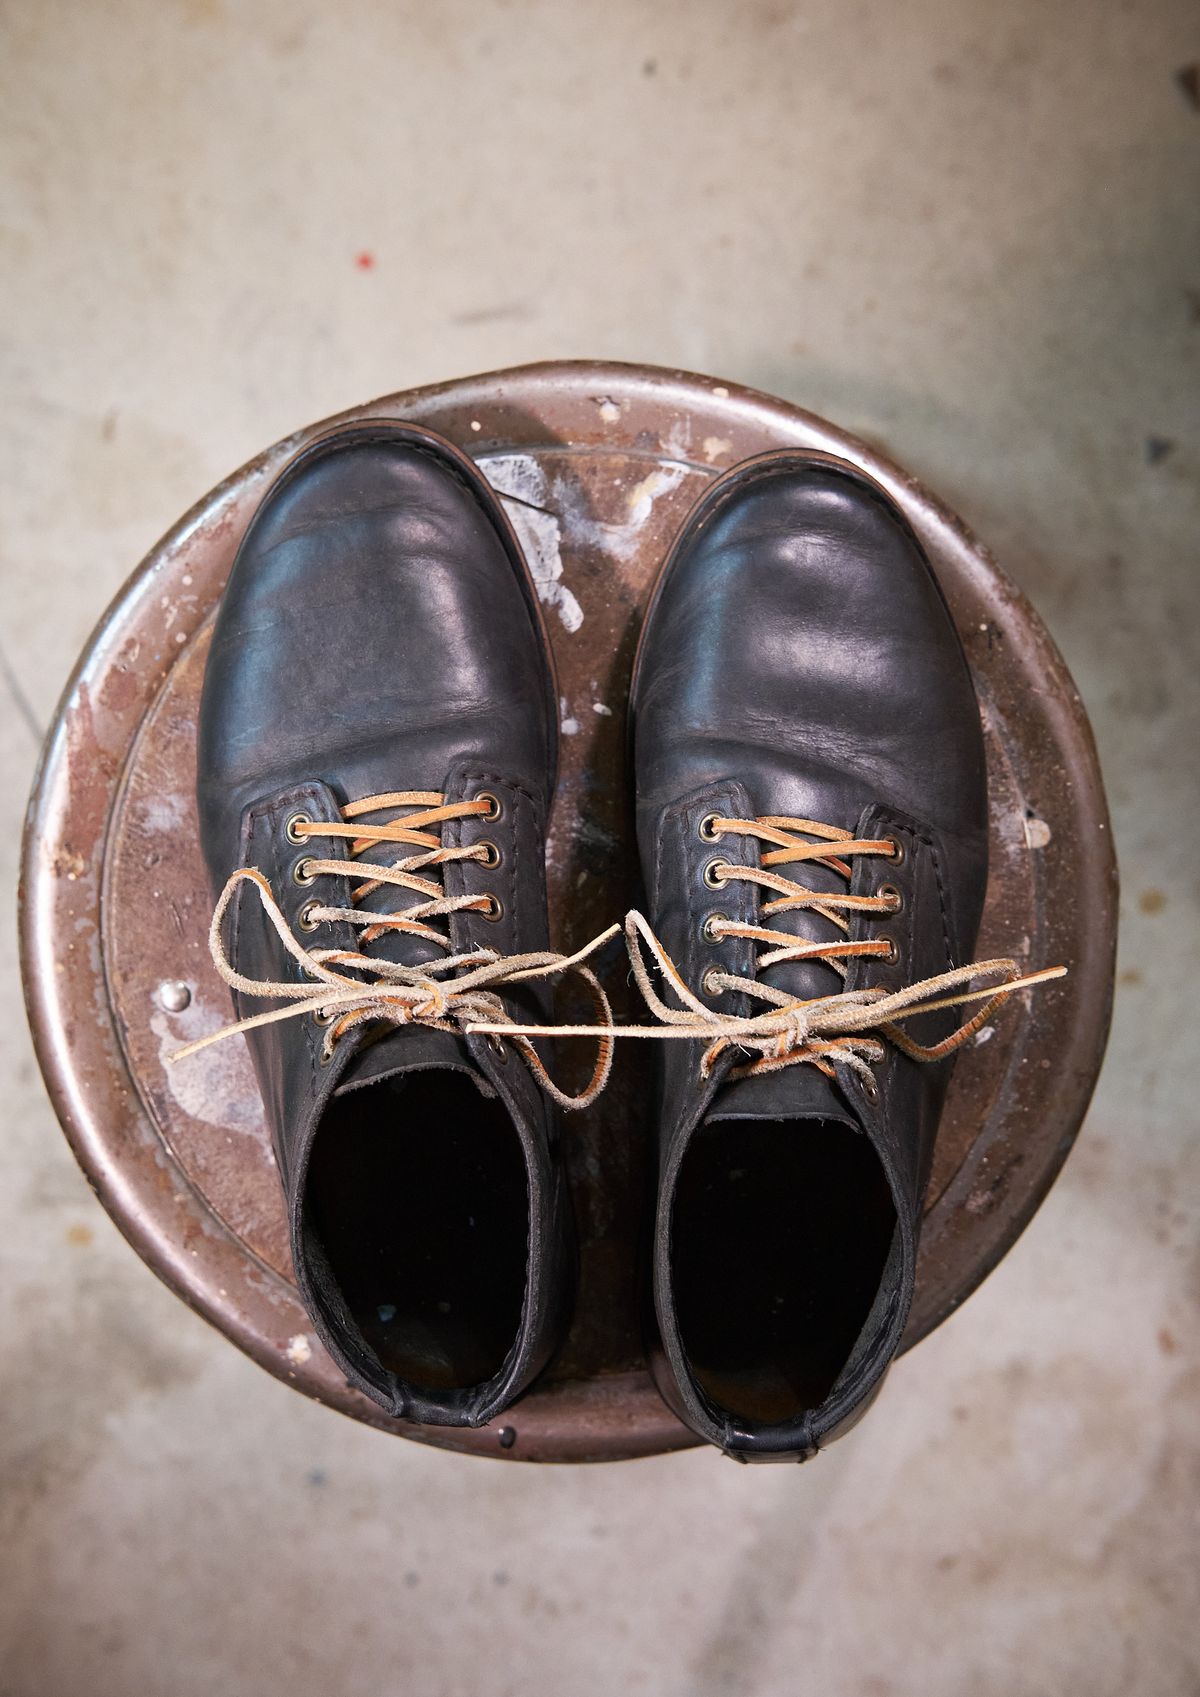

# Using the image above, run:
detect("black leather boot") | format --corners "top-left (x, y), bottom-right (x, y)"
top-left (190, 420), bottom-right (595, 1427)
top-left (629, 450), bottom-right (992, 1461)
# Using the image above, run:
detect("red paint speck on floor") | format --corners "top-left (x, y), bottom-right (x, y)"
top-left (355, 251), bottom-right (376, 270)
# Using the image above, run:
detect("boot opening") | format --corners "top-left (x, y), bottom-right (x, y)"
top-left (671, 1118), bottom-right (897, 1424)
top-left (304, 1072), bottom-right (529, 1392)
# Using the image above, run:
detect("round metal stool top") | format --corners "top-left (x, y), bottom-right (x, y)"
top-left (20, 362), bottom-right (1116, 1462)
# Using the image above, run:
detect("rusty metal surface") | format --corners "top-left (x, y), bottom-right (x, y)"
top-left (19, 361), bottom-right (1116, 1463)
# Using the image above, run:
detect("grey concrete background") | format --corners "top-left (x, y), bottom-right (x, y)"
top-left (2, 2), bottom-right (1197, 1693)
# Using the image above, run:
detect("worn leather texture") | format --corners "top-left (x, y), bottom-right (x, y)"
top-left (196, 420), bottom-right (572, 1426)
top-left (630, 450), bottom-right (989, 1461)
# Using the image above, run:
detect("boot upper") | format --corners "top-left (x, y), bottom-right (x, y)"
top-left (630, 450), bottom-right (989, 1460)
top-left (196, 421), bottom-right (569, 1426)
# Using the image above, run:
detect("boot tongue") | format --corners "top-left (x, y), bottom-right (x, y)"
top-left (705, 1059), bottom-right (861, 1130)
top-left (330, 801), bottom-right (493, 1095)
top-left (755, 850), bottom-right (850, 1006)
top-left (344, 816), bottom-right (448, 973)
top-left (716, 830), bottom-right (862, 1106)
top-left (334, 1023), bottom-right (493, 1097)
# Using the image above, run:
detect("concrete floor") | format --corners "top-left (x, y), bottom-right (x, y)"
top-left (3, 2), bottom-right (1198, 1692)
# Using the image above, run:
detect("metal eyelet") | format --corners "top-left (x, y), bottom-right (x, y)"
top-left (298, 900), bottom-right (321, 932)
top-left (479, 893), bottom-right (504, 922)
top-left (477, 841), bottom-right (502, 869)
top-left (697, 813), bottom-right (723, 842)
top-left (879, 883), bottom-right (903, 914)
top-left (702, 858), bottom-right (729, 889)
top-left (860, 1075), bottom-right (880, 1104)
top-left (475, 791), bottom-right (503, 822)
top-left (488, 1035), bottom-right (509, 1063)
top-left (880, 935), bottom-right (901, 965)
top-left (701, 913), bottom-right (728, 943)
top-left (293, 858), bottom-right (317, 887)
top-left (284, 811), bottom-right (311, 846)
top-left (311, 1007), bottom-right (336, 1027)
top-left (701, 968), bottom-right (723, 998)
top-left (887, 837), bottom-right (905, 866)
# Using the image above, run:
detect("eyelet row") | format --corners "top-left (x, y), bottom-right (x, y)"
top-left (473, 795), bottom-right (503, 917)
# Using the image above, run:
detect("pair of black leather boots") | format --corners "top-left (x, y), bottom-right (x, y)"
top-left (187, 419), bottom-right (1002, 1462)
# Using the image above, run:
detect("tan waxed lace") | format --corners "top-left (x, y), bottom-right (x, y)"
top-left (171, 791), bottom-right (617, 1111)
top-left (471, 816), bottom-right (1065, 1091)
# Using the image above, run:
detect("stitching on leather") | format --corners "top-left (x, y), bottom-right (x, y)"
top-left (871, 809), bottom-right (956, 973)
top-left (686, 453), bottom-right (926, 560)
top-left (650, 805), bottom-right (667, 918)
top-left (452, 771), bottom-right (538, 1418)
top-left (290, 428), bottom-right (489, 521)
top-left (655, 782), bottom-right (756, 1007)
top-left (924, 832), bottom-right (957, 969)
top-left (455, 763), bottom-right (542, 961)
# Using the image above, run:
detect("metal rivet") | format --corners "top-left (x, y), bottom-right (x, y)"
top-left (157, 979), bottom-right (191, 1013)
top-left (285, 811), bottom-right (311, 845)
top-left (497, 1426), bottom-right (517, 1449)
top-left (702, 858), bottom-right (728, 889)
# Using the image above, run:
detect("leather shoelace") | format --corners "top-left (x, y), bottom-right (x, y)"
top-left (171, 791), bottom-right (616, 1111)
top-left (472, 816), bottom-right (1065, 1092)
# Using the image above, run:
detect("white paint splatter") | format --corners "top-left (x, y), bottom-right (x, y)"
top-left (137, 791), bottom-right (190, 837)
top-left (702, 435), bottom-right (733, 464)
top-left (550, 460), bottom-right (693, 564)
top-left (1025, 816), bottom-right (1052, 850)
top-left (151, 1001), bottom-right (270, 1145)
top-left (712, 385), bottom-right (730, 399)
top-left (596, 397), bottom-right (621, 423)
top-left (662, 418), bottom-right (693, 462)
top-left (286, 1333), bottom-right (313, 1365)
top-left (480, 455), bottom-right (584, 633)
top-left (592, 701), bottom-right (613, 717)
top-left (626, 466), bottom-right (687, 527)
top-left (974, 1025), bottom-right (995, 1046)
top-left (560, 696), bottom-right (580, 736)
